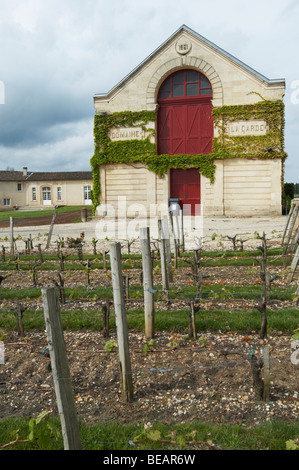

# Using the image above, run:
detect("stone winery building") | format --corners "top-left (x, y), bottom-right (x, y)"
top-left (91, 25), bottom-right (286, 217)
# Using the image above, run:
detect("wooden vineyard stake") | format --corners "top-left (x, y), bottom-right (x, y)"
top-left (42, 287), bottom-right (82, 450)
top-left (10, 217), bottom-right (14, 255)
top-left (37, 243), bottom-right (44, 263)
top-left (179, 209), bottom-right (185, 251)
top-left (288, 245), bottom-right (299, 283)
top-left (110, 242), bottom-right (134, 402)
top-left (46, 211), bottom-right (57, 249)
top-left (140, 227), bottom-right (155, 339)
top-left (15, 254), bottom-right (20, 271)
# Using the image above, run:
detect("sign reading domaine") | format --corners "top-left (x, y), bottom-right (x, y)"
top-left (109, 126), bottom-right (152, 142)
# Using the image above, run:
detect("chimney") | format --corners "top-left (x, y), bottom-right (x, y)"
top-left (23, 167), bottom-right (28, 176)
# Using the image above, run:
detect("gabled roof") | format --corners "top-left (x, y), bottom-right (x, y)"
top-left (94, 24), bottom-right (285, 100)
top-left (0, 171), bottom-right (25, 181)
top-left (0, 170), bottom-right (92, 182)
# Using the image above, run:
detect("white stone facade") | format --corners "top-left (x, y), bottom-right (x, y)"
top-left (93, 25), bottom-right (285, 217)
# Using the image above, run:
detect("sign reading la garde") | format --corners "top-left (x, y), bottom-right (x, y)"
top-left (226, 120), bottom-right (269, 136)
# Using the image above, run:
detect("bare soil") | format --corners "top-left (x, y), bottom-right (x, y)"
top-left (0, 209), bottom-right (92, 228)
top-left (0, 329), bottom-right (298, 427)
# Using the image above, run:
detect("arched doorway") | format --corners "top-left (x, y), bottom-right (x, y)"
top-left (157, 69), bottom-right (213, 215)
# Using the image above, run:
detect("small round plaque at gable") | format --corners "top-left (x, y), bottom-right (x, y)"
top-left (175, 37), bottom-right (192, 55)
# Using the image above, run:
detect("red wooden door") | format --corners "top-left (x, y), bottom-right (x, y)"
top-left (158, 101), bottom-right (213, 155)
top-left (157, 70), bottom-right (213, 216)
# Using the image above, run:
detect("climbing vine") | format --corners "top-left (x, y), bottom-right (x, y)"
top-left (91, 101), bottom-right (286, 213)
top-left (91, 110), bottom-right (216, 212)
top-left (213, 99), bottom-right (286, 159)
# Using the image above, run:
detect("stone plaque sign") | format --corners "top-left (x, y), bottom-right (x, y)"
top-left (109, 126), bottom-right (151, 141)
top-left (226, 120), bottom-right (269, 136)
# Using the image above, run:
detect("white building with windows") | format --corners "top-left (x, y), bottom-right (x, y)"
top-left (0, 168), bottom-right (93, 210)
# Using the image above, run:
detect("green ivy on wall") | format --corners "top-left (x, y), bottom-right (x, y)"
top-left (213, 99), bottom-right (286, 160)
top-left (91, 101), bottom-right (286, 213)
top-left (91, 110), bottom-right (216, 212)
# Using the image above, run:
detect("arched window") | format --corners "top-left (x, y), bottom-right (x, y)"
top-left (158, 69), bottom-right (212, 101)
top-left (157, 69), bottom-right (213, 156)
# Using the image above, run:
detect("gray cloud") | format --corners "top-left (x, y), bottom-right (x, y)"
top-left (0, 0), bottom-right (297, 182)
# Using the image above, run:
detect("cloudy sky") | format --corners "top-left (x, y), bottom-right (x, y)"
top-left (0, 0), bottom-right (298, 182)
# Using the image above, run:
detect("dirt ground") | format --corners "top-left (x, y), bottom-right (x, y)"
top-left (0, 329), bottom-right (298, 427)
top-left (0, 257), bottom-right (298, 428)
top-left (0, 212), bottom-right (298, 432)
